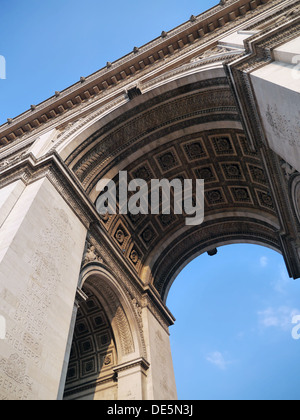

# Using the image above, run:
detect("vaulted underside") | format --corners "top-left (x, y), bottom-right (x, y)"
top-left (63, 68), bottom-right (289, 302)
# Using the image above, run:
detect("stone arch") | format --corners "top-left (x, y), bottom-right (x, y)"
top-left (63, 263), bottom-right (147, 400)
top-left (54, 43), bottom-right (300, 399)
top-left (54, 59), bottom-right (298, 305)
top-left (140, 209), bottom-right (281, 296)
top-left (79, 264), bottom-right (144, 364)
top-left (56, 64), bottom-right (235, 176)
top-left (1, 0), bottom-right (300, 401)
top-left (154, 226), bottom-right (283, 304)
top-left (63, 287), bottom-right (119, 400)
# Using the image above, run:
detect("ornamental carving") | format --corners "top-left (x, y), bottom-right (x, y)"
top-left (192, 45), bottom-right (240, 62)
top-left (183, 140), bottom-right (206, 161)
top-left (211, 135), bottom-right (236, 155)
top-left (2, 0), bottom-right (300, 403)
top-left (0, 152), bottom-right (26, 171)
top-left (82, 245), bottom-right (104, 266)
top-left (292, 176), bottom-right (300, 225)
top-left (266, 105), bottom-right (300, 147)
top-left (130, 249), bottom-right (139, 265)
top-left (281, 161), bottom-right (297, 181)
top-left (115, 229), bottom-right (125, 244)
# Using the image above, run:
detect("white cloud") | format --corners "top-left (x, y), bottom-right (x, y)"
top-left (258, 306), bottom-right (300, 331)
top-left (272, 265), bottom-right (290, 295)
top-left (260, 256), bottom-right (268, 268)
top-left (206, 351), bottom-right (231, 370)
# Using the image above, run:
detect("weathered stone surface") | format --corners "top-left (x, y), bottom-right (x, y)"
top-left (0, 178), bottom-right (87, 400)
top-left (0, 0), bottom-right (299, 401)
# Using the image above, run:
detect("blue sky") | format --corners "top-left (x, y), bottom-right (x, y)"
top-left (1, 0), bottom-right (300, 401)
top-left (168, 244), bottom-right (300, 400)
top-left (0, 0), bottom-right (216, 125)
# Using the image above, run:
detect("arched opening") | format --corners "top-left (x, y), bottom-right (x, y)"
top-left (59, 65), bottom-right (299, 292)
top-left (62, 264), bottom-right (147, 400)
top-left (64, 286), bottom-right (118, 400)
top-left (167, 244), bottom-right (300, 400)
top-left (57, 53), bottom-right (300, 400)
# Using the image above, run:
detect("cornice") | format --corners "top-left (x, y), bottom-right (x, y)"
top-left (142, 285), bottom-right (176, 331)
top-left (113, 357), bottom-right (150, 374)
top-left (64, 372), bottom-right (117, 398)
top-left (225, 4), bottom-right (300, 150)
top-left (0, 0), bottom-right (275, 150)
top-left (0, 152), bottom-right (99, 228)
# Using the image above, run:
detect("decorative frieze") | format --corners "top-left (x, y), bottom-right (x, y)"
top-left (0, 0), bottom-right (277, 150)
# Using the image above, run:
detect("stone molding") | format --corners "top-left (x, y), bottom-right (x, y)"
top-left (113, 357), bottom-right (150, 375)
top-left (226, 2), bottom-right (300, 149)
top-left (0, 0), bottom-right (278, 151)
top-left (291, 175), bottom-right (300, 227)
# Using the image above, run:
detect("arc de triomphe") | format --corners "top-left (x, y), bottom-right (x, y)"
top-left (0, 0), bottom-right (300, 400)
